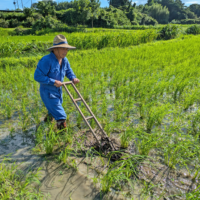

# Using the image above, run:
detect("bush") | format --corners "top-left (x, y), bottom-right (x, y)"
top-left (98, 6), bottom-right (131, 28)
top-left (9, 18), bottom-right (21, 28)
top-left (195, 19), bottom-right (200, 24)
top-left (170, 19), bottom-right (181, 24)
top-left (2, 12), bottom-right (25, 22)
top-left (171, 19), bottom-right (200, 25)
top-left (33, 13), bottom-right (43, 20)
top-left (158, 24), bottom-right (180, 40)
top-left (0, 12), bottom-right (6, 19)
top-left (186, 25), bottom-right (200, 35)
top-left (142, 15), bottom-right (158, 26)
top-left (22, 17), bottom-right (35, 28)
top-left (0, 19), bottom-right (9, 28)
top-left (131, 21), bottom-right (138, 25)
top-left (32, 16), bottom-right (61, 31)
top-left (13, 27), bottom-right (24, 35)
top-left (180, 19), bottom-right (196, 24)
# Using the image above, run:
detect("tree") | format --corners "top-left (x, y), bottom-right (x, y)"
top-left (36, 1), bottom-right (56, 17)
top-left (148, 3), bottom-right (169, 24)
top-left (56, 8), bottom-right (79, 25)
top-left (99, 6), bottom-right (131, 27)
top-left (189, 4), bottom-right (200, 17)
top-left (55, 2), bottom-right (74, 11)
top-left (23, 7), bottom-right (34, 18)
top-left (110, 0), bottom-right (131, 8)
top-left (73, 0), bottom-right (90, 25)
top-left (160, 0), bottom-right (185, 21)
top-left (185, 9), bottom-right (197, 19)
top-left (32, 15), bottom-right (60, 30)
top-left (147, 0), bottom-right (154, 6)
top-left (88, 0), bottom-right (101, 27)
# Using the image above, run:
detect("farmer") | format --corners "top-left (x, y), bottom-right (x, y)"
top-left (34, 34), bottom-right (79, 130)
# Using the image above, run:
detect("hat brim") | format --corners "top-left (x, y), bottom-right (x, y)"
top-left (47, 43), bottom-right (76, 51)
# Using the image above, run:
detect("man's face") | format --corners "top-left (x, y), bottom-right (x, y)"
top-left (54, 47), bottom-right (68, 59)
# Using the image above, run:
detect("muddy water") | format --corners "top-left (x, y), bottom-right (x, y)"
top-left (0, 117), bottom-right (197, 200)
top-left (137, 161), bottom-right (197, 199)
top-left (0, 119), bottom-right (147, 200)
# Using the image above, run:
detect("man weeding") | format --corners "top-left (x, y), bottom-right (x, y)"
top-left (34, 34), bottom-right (79, 131)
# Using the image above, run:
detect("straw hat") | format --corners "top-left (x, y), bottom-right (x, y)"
top-left (47, 34), bottom-right (76, 51)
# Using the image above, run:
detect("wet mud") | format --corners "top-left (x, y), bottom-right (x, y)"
top-left (137, 162), bottom-right (198, 199)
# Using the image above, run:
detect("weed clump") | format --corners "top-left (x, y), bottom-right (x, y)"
top-left (158, 24), bottom-right (180, 40)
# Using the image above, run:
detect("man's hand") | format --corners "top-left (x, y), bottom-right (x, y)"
top-left (54, 80), bottom-right (63, 87)
top-left (72, 78), bottom-right (80, 84)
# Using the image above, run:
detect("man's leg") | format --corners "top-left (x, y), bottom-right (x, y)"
top-left (57, 119), bottom-right (67, 130)
top-left (40, 89), bottom-right (67, 130)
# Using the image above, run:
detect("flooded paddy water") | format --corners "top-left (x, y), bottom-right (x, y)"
top-left (0, 116), bottom-right (198, 200)
top-left (0, 117), bottom-right (141, 200)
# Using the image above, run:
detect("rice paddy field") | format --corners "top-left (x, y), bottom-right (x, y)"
top-left (1, 27), bottom-right (200, 199)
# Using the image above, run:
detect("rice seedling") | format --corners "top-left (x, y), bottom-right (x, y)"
top-left (136, 130), bottom-right (167, 156)
top-left (120, 129), bottom-right (133, 149)
top-left (18, 112), bottom-right (32, 132)
top-left (0, 158), bottom-right (45, 200)
top-left (43, 122), bottom-right (59, 154)
top-left (185, 185), bottom-right (200, 199)
top-left (163, 133), bottom-right (200, 169)
top-left (58, 146), bottom-right (73, 164)
top-left (145, 103), bottom-right (171, 133)
top-left (100, 153), bottom-right (146, 193)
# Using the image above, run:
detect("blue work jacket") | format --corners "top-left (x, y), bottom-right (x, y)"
top-left (34, 52), bottom-right (76, 92)
top-left (34, 52), bottom-right (76, 120)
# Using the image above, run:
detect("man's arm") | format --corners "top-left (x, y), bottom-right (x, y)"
top-left (34, 57), bottom-right (55, 85)
top-left (65, 60), bottom-right (79, 84)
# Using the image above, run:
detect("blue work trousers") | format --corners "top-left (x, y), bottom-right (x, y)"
top-left (40, 87), bottom-right (66, 121)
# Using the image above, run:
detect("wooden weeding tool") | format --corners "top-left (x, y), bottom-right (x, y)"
top-left (62, 81), bottom-right (117, 151)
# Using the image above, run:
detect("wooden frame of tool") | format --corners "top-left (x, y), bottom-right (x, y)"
top-left (62, 81), bottom-right (115, 150)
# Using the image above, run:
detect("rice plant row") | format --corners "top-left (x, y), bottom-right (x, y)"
top-left (0, 29), bottom-right (157, 58)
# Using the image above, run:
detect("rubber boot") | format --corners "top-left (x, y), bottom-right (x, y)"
top-left (57, 119), bottom-right (67, 131)
top-left (44, 114), bottom-right (54, 123)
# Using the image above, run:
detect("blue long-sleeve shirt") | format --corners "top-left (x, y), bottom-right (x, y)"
top-left (34, 52), bottom-right (76, 92)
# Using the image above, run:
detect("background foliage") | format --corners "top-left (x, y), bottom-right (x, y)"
top-left (1, 0), bottom-right (200, 29)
